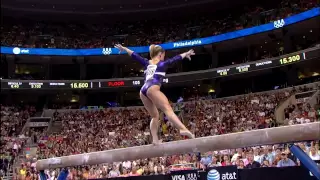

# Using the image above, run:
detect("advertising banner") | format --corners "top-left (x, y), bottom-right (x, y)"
top-left (28, 122), bottom-right (49, 127)
top-left (171, 170), bottom-right (199, 180)
top-left (207, 166), bottom-right (238, 180)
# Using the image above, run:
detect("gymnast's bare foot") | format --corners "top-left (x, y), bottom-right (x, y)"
top-left (180, 130), bottom-right (195, 139)
top-left (152, 139), bottom-right (163, 145)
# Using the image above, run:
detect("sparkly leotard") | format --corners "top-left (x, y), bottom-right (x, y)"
top-left (131, 52), bottom-right (182, 97)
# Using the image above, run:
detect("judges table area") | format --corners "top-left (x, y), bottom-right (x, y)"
top-left (91, 166), bottom-right (318, 180)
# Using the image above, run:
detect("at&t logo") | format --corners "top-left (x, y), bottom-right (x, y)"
top-left (207, 169), bottom-right (220, 180)
top-left (13, 47), bottom-right (21, 54)
top-left (102, 48), bottom-right (112, 55)
top-left (274, 19), bottom-right (285, 28)
top-left (12, 47), bottom-right (30, 55)
top-left (207, 169), bottom-right (237, 180)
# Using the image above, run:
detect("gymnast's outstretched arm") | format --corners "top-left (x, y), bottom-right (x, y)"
top-left (164, 49), bottom-right (195, 66)
top-left (114, 44), bottom-right (148, 66)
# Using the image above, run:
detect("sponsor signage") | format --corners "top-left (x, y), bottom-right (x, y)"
top-left (28, 122), bottom-right (49, 127)
top-left (171, 170), bottom-right (199, 180)
top-left (207, 166), bottom-right (238, 180)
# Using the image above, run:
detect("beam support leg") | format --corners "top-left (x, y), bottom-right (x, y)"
top-left (289, 144), bottom-right (320, 180)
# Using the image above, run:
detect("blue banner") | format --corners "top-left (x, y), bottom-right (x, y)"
top-left (1, 7), bottom-right (319, 56)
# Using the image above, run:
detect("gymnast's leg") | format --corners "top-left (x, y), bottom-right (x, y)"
top-left (140, 92), bottom-right (161, 145)
top-left (146, 85), bottom-right (195, 139)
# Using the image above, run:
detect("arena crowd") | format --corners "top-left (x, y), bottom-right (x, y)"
top-left (0, 105), bottom-right (36, 178)
top-left (1, 0), bottom-right (317, 48)
top-left (0, 0), bottom-right (319, 179)
top-left (1, 82), bottom-right (319, 179)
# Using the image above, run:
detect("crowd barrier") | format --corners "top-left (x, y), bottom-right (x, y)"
top-left (90, 166), bottom-right (317, 180)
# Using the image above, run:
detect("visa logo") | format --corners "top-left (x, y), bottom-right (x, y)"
top-left (172, 175), bottom-right (185, 180)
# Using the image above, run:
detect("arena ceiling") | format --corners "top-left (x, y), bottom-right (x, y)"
top-left (1, 0), bottom-right (267, 16)
top-left (2, 0), bottom-right (225, 14)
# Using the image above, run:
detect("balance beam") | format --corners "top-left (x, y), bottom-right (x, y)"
top-left (36, 122), bottom-right (320, 170)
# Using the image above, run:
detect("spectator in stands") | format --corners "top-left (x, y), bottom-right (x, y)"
top-left (277, 152), bottom-right (296, 167)
top-left (253, 147), bottom-right (263, 164)
top-left (261, 160), bottom-right (271, 167)
top-left (207, 156), bottom-right (221, 167)
top-left (19, 164), bottom-right (26, 178)
top-left (237, 160), bottom-right (245, 169)
top-left (0, 156), bottom-right (9, 177)
top-left (108, 165), bottom-right (120, 177)
top-left (220, 155), bottom-right (230, 166)
top-left (245, 153), bottom-right (261, 169)
top-left (315, 142), bottom-right (320, 155)
top-left (272, 154), bottom-right (282, 166)
top-left (200, 153), bottom-right (212, 167)
top-left (231, 148), bottom-right (243, 163)
top-left (261, 147), bottom-right (275, 165)
top-left (309, 147), bottom-right (320, 161)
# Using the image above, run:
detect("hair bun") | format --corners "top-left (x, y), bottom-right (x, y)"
top-left (149, 44), bottom-right (156, 52)
top-left (149, 44), bottom-right (164, 58)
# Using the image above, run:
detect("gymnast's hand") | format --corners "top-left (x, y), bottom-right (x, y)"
top-left (184, 49), bottom-right (195, 60)
top-left (114, 44), bottom-right (126, 53)
top-left (114, 44), bottom-right (134, 55)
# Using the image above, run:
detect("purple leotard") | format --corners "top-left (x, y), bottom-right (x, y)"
top-left (131, 52), bottom-right (182, 97)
